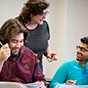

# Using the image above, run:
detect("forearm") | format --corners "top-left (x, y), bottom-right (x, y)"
top-left (44, 47), bottom-right (51, 57)
top-left (44, 47), bottom-right (57, 62)
top-left (49, 67), bottom-right (67, 88)
top-left (45, 47), bottom-right (50, 54)
top-left (49, 80), bottom-right (61, 88)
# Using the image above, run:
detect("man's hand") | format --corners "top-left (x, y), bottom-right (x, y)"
top-left (36, 81), bottom-right (47, 88)
top-left (0, 43), bottom-right (11, 62)
top-left (66, 80), bottom-right (77, 85)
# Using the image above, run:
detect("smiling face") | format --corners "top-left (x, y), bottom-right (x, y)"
top-left (76, 42), bottom-right (88, 63)
top-left (9, 33), bottom-right (24, 56)
top-left (30, 10), bottom-right (48, 25)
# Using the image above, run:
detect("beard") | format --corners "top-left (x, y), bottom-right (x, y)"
top-left (11, 48), bottom-right (20, 58)
top-left (11, 53), bottom-right (18, 57)
top-left (76, 53), bottom-right (88, 62)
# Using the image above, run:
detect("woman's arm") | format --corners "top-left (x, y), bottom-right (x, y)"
top-left (45, 47), bottom-right (57, 62)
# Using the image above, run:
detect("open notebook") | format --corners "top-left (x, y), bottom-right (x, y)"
top-left (59, 85), bottom-right (88, 88)
top-left (25, 82), bottom-right (40, 88)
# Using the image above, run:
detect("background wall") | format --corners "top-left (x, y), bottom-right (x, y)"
top-left (43, 0), bottom-right (88, 78)
top-left (0, 0), bottom-right (24, 26)
top-left (0, 0), bottom-right (88, 79)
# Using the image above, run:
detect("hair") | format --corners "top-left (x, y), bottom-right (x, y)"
top-left (81, 37), bottom-right (88, 48)
top-left (81, 37), bottom-right (88, 44)
top-left (0, 19), bottom-right (28, 44)
top-left (19, 0), bottom-right (49, 23)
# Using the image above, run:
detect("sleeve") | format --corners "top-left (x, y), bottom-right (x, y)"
top-left (43, 20), bottom-right (50, 56)
top-left (44, 20), bottom-right (50, 40)
top-left (32, 57), bottom-right (45, 82)
top-left (49, 63), bottom-right (68, 88)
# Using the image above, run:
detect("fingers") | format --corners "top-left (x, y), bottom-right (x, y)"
top-left (0, 43), bottom-right (11, 62)
top-left (66, 80), bottom-right (76, 85)
top-left (1, 43), bottom-right (11, 55)
top-left (47, 53), bottom-right (57, 62)
top-left (47, 53), bottom-right (56, 58)
top-left (36, 81), bottom-right (46, 88)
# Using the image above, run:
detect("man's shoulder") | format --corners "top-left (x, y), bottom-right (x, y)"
top-left (21, 46), bottom-right (36, 57)
top-left (62, 59), bottom-right (76, 65)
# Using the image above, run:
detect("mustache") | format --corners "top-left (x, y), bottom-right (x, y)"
top-left (77, 52), bottom-right (83, 56)
top-left (12, 47), bottom-right (21, 50)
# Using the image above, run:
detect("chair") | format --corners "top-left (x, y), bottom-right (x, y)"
top-left (0, 82), bottom-right (27, 88)
top-left (45, 78), bottom-right (51, 88)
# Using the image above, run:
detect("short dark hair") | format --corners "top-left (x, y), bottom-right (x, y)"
top-left (0, 19), bottom-right (28, 44)
top-left (81, 37), bottom-right (88, 45)
top-left (19, 0), bottom-right (49, 23)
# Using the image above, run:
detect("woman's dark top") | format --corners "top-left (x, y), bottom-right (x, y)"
top-left (16, 17), bottom-right (50, 70)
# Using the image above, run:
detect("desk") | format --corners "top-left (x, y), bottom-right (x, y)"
top-left (0, 82), bottom-right (27, 88)
top-left (59, 85), bottom-right (88, 88)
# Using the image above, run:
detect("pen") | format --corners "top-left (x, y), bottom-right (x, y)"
top-left (0, 41), bottom-right (3, 46)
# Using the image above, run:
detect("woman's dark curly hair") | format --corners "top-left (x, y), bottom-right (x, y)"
top-left (0, 19), bottom-right (28, 44)
top-left (19, 0), bottom-right (49, 23)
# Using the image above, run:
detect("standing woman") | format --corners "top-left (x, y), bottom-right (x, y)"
top-left (16, 0), bottom-right (57, 71)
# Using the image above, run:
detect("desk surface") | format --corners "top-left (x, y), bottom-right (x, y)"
top-left (59, 85), bottom-right (88, 88)
top-left (0, 82), bottom-right (27, 88)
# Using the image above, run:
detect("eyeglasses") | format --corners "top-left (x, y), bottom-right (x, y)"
top-left (39, 11), bottom-right (49, 16)
top-left (76, 46), bottom-right (88, 52)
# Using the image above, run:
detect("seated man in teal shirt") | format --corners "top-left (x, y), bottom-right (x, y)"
top-left (49, 37), bottom-right (88, 88)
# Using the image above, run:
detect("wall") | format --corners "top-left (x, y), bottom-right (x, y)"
top-left (43, 0), bottom-right (88, 78)
top-left (43, 0), bottom-right (68, 78)
top-left (0, 0), bottom-right (88, 79)
top-left (0, 0), bottom-right (24, 26)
